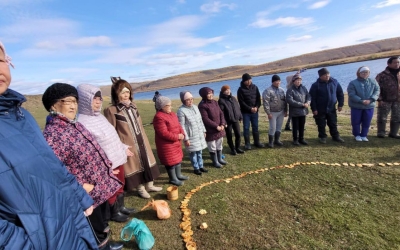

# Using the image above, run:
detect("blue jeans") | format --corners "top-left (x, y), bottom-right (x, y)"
top-left (242, 112), bottom-right (259, 137)
top-left (189, 151), bottom-right (204, 170)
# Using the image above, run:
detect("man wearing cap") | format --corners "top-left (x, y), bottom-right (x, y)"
top-left (262, 74), bottom-right (288, 147)
top-left (375, 56), bottom-right (400, 138)
top-left (310, 67), bottom-right (345, 143)
top-left (237, 73), bottom-right (265, 149)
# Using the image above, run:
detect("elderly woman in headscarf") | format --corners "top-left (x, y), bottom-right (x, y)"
top-left (103, 79), bottom-right (161, 199)
top-left (177, 91), bottom-right (209, 175)
top-left (153, 96), bottom-right (189, 185)
top-left (347, 66), bottom-right (380, 141)
top-left (0, 41), bottom-right (98, 250)
top-left (198, 87), bottom-right (227, 168)
top-left (77, 83), bottom-right (137, 223)
top-left (42, 83), bottom-right (123, 250)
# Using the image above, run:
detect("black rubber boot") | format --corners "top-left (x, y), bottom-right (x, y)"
top-left (377, 120), bottom-right (386, 138)
top-left (166, 166), bottom-right (183, 186)
top-left (253, 131), bottom-right (265, 148)
top-left (274, 131), bottom-right (283, 146)
top-left (267, 134), bottom-right (274, 148)
top-left (389, 122), bottom-right (400, 139)
top-left (217, 150), bottom-right (227, 165)
top-left (175, 164), bottom-right (189, 180)
top-left (210, 152), bottom-right (222, 168)
top-left (235, 147), bottom-right (244, 153)
top-left (110, 198), bottom-right (129, 223)
top-left (244, 135), bottom-right (251, 150)
top-left (118, 194), bottom-right (136, 215)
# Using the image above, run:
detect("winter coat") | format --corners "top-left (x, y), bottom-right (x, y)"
top-left (0, 89), bottom-right (98, 249)
top-left (309, 77), bottom-right (344, 114)
top-left (262, 85), bottom-right (288, 115)
top-left (43, 115), bottom-right (122, 208)
top-left (153, 111), bottom-right (184, 166)
top-left (237, 81), bottom-right (262, 113)
top-left (77, 84), bottom-right (128, 169)
top-left (375, 67), bottom-right (400, 102)
top-left (286, 84), bottom-right (311, 117)
top-left (177, 104), bottom-right (207, 152)
top-left (198, 87), bottom-right (226, 141)
top-left (347, 77), bottom-right (380, 109)
top-left (103, 103), bottom-right (158, 189)
top-left (218, 92), bottom-right (242, 123)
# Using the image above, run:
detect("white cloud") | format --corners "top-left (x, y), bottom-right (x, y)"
top-left (67, 36), bottom-right (114, 48)
top-left (308, 0), bottom-right (330, 9)
top-left (250, 17), bottom-right (314, 28)
top-left (147, 15), bottom-right (224, 49)
top-left (373, 0), bottom-right (400, 8)
top-left (287, 35), bottom-right (312, 42)
top-left (177, 0), bottom-right (185, 3)
top-left (200, 1), bottom-right (237, 13)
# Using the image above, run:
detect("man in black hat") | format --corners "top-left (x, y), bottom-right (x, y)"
top-left (152, 91), bottom-right (161, 110)
top-left (309, 68), bottom-right (345, 144)
top-left (237, 73), bottom-right (265, 149)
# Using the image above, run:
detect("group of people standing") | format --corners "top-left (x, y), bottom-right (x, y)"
top-left (1, 34), bottom-right (399, 250)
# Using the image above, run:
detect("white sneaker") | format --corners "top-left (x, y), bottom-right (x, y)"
top-left (355, 136), bottom-right (362, 142)
top-left (361, 137), bottom-right (369, 142)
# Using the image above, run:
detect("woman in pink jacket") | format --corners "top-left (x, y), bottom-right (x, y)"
top-left (153, 96), bottom-right (188, 186)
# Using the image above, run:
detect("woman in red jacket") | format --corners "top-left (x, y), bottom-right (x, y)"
top-left (153, 96), bottom-right (189, 186)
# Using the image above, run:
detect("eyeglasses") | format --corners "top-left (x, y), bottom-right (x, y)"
top-left (59, 99), bottom-right (78, 105)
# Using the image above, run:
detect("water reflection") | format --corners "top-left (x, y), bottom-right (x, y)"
top-left (133, 58), bottom-right (387, 100)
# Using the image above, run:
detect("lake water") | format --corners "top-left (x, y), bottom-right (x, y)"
top-left (133, 58), bottom-right (388, 100)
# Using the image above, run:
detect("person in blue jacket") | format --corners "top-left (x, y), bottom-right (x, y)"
top-left (0, 41), bottom-right (99, 249)
top-left (347, 66), bottom-right (380, 141)
top-left (310, 67), bottom-right (345, 144)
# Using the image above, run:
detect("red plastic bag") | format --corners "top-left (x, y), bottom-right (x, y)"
top-left (141, 199), bottom-right (171, 219)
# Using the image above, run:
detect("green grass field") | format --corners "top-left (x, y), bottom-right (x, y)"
top-left (25, 96), bottom-right (400, 250)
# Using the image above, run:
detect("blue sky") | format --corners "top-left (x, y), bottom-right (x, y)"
top-left (1, 0), bottom-right (399, 94)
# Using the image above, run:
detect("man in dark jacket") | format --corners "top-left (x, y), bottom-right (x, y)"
top-left (310, 68), bottom-right (345, 144)
top-left (375, 56), bottom-right (400, 138)
top-left (237, 73), bottom-right (265, 149)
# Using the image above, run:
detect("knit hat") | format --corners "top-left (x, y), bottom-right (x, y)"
top-left (42, 83), bottom-right (79, 111)
top-left (318, 67), bottom-right (330, 77)
top-left (292, 72), bottom-right (302, 82)
top-left (199, 87), bottom-right (213, 100)
top-left (0, 41), bottom-right (14, 68)
top-left (242, 73), bottom-right (252, 82)
top-left (155, 96), bottom-right (171, 111)
top-left (221, 85), bottom-right (230, 93)
top-left (180, 91), bottom-right (193, 104)
top-left (272, 75), bottom-right (281, 83)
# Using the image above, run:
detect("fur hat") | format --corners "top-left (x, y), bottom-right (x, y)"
top-left (199, 87), bottom-right (213, 100)
top-left (221, 85), bottom-right (230, 93)
top-left (292, 72), bottom-right (302, 82)
top-left (272, 75), bottom-right (281, 83)
top-left (156, 96), bottom-right (171, 111)
top-left (110, 79), bottom-right (132, 105)
top-left (180, 91), bottom-right (193, 104)
top-left (318, 67), bottom-right (330, 77)
top-left (0, 41), bottom-right (14, 68)
top-left (242, 73), bottom-right (252, 82)
top-left (42, 83), bottom-right (79, 111)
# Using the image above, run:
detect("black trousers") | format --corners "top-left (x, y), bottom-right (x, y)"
top-left (292, 116), bottom-right (306, 140)
top-left (88, 201), bottom-right (110, 245)
top-left (226, 121), bottom-right (241, 150)
top-left (313, 110), bottom-right (339, 138)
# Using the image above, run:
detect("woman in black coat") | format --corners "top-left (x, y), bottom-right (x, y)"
top-left (218, 85), bottom-right (245, 155)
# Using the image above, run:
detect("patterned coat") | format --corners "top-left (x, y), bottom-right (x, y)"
top-left (43, 115), bottom-right (122, 208)
top-left (153, 111), bottom-right (184, 166)
top-left (77, 84), bottom-right (128, 169)
top-left (376, 67), bottom-right (400, 102)
top-left (104, 103), bottom-right (159, 190)
top-left (177, 104), bottom-right (207, 152)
